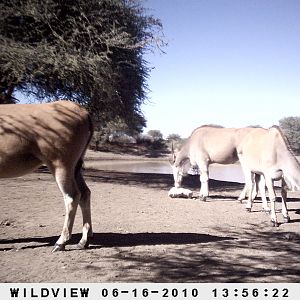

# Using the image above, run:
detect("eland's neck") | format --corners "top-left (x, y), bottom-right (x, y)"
top-left (175, 143), bottom-right (190, 166)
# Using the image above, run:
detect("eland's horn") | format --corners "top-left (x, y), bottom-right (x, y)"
top-left (171, 142), bottom-right (176, 163)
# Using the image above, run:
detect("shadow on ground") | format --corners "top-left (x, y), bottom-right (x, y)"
top-left (84, 169), bottom-right (244, 192)
top-left (88, 226), bottom-right (300, 282)
top-left (0, 232), bottom-right (234, 250)
top-left (1, 226), bottom-right (300, 282)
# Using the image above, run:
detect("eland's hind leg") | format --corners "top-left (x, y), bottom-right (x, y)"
top-left (51, 165), bottom-right (81, 252)
top-left (76, 171), bottom-right (93, 249)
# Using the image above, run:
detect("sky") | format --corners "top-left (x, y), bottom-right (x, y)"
top-left (141, 0), bottom-right (300, 138)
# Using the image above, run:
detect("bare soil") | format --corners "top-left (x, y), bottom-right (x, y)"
top-left (1, 150), bottom-right (300, 282)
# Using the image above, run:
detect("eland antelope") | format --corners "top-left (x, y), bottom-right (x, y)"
top-left (170, 125), bottom-right (273, 215)
top-left (237, 126), bottom-right (300, 226)
top-left (170, 125), bottom-right (266, 202)
top-left (0, 100), bottom-right (93, 251)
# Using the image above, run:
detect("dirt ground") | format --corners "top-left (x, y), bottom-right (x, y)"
top-left (1, 150), bottom-right (300, 283)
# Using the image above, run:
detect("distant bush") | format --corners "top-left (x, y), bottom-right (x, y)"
top-left (166, 133), bottom-right (185, 151)
top-left (167, 134), bottom-right (181, 141)
top-left (136, 133), bottom-right (154, 145)
top-left (147, 130), bottom-right (163, 141)
top-left (108, 132), bottom-right (136, 144)
top-left (279, 116), bottom-right (300, 155)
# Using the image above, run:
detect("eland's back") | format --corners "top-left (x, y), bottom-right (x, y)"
top-left (188, 126), bottom-right (239, 164)
top-left (0, 101), bottom-right (91, 177)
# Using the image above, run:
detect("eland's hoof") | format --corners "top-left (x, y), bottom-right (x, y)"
top-left (283, 216), bottom-right (291, 223)
top-left (76, 242), bottom-right (87, 250)
top-left (77, 236), bottom-right (93, 250)
top-left (271, 220), bottom-right (279, 227)
top-left (238, 196), bottom-right (245, 203)
top-left (199, 196), bottom-right (207, 202)
top-left (52, 243), bottom-right (66, 252)
top-left (246, 207), bottom-right (252, 212)
top-left (76, 241), bottom-right (89, 250)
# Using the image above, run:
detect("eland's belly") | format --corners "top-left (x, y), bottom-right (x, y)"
top-left (0, 153), bottom-right (42, 178)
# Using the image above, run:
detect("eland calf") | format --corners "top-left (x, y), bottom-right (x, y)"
top-left (0, 100), bottom-right (93, 251)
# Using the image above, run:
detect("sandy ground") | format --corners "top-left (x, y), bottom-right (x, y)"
top-left (0, 150), bottom-right (300, 283)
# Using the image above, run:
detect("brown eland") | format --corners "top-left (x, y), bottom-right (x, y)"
top-left (0, 100), bottom-right (93, 251)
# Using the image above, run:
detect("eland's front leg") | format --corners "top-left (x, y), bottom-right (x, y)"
top-left (238, 184), bottom-right (248, 202)
top-left (199, 165), bottom-right (209, 201)
top-left (238, 179), bottom-right (257, 202)
top-left (243, 171), bottom-right (255, 212)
